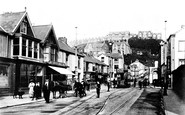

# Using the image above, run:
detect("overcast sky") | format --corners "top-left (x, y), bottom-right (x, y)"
top-left (1, 0), bottom-right (185, 42)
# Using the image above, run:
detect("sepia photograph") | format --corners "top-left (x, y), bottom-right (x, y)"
top-left (0, 0), bottom-right (185, 115)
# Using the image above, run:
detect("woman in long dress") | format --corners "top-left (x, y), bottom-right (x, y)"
top-left (28, 81), bottom-right (35, 98)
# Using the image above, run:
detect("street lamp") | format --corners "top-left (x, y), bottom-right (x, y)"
top-left (75, 27), bottom-right (79, 82)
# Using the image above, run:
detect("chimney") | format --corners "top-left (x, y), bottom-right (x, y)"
top-left (58, 37), bottom-right (67, 44)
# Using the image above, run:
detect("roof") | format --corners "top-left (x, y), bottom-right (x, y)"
top-left (92, 42), bottom-right (105, 48)
top-left (84, 55), bottom-right (107, 66)
top-left (0, 11), bottom-right (26, 34)
top-left (76, 43), bottom-right (87, 49)
top-left (84, 55), bottom-right (95, 63)
top-left (33, 25), bottom-right (52, 42)
top-left (58, 40), bottom-right (84, 57)
top-left (109, 53), bottom-right (123, 59)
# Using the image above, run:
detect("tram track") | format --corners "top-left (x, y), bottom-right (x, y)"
top-left (96, 88), bottom-right (142, 115)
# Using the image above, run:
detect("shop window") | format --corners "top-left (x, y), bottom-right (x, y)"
top-left (13, 38), bottom-right (19, 55)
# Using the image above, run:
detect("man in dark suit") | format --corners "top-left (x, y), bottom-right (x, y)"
top-left (96, 81), bottom-right (101, 98)
top-left (43, 80), bottom-right (50, 103)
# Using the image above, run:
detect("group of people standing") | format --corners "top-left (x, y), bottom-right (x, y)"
top-left (28, 79), bottom-right (50, 103)
top-left (28, 79), bottom-right (105, 103)
top-left (74, 80), bottom-right (87, 98)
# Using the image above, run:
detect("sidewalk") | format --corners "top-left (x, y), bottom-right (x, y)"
top-left (126, 88), bottom-right (164, 115)
top-left (163, 89), bottom-right (185, 115)
top-left (0, 84), bottom-right (109, 109)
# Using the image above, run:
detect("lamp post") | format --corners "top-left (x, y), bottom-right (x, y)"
top-left (75, 27), bottom-right (79, 82)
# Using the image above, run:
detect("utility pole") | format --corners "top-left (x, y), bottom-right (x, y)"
top-left (75, 27), bottom-right (79, 82)
top-left (163, 20), bottom-right (168, 96)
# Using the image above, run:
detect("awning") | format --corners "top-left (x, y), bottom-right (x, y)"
top-left (49, 66), bottom-right (74, 75)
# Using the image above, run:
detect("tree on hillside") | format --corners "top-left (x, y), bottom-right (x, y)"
top-left (128, 37), bottom-right (162, 55)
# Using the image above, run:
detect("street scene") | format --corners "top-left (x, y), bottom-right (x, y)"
top-left (1, 0), bottom-right (185, 115)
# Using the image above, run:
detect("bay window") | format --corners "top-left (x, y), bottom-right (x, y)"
top-left (51, 48), bottom-right (55, 61)
top-left (34, 42), bottom-right (38, 59)
top-left (22, 38), bottom-right (27, 56)
top-left (13, 38), bottom-right (19, 55)
top-left (28, 40), bottom-right (32, 57)
top-left (13, 36), bottom-right (39, 60)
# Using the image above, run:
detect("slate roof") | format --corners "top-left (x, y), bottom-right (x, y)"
top-left (84, 55), bottom-right (107, 66)
top-left (109, 53), bottom-right (123, 59)
top-left (33, 25), bottom-right (52, 42)
top-left (58, 40), bottom-right (84, 57)
top-left (76, 43), bottom-right (87, 49)
top-left (0, 11), bottom-right (26, 33)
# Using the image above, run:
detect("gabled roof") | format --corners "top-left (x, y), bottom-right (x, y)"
top-left (0, 11), bottom-right (35, 36)
top-left (33, 25), bottom-right (53, 42)
top-left (58, 40), bottom-right (84, 57)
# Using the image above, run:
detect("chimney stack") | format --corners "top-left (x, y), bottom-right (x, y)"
top-left (58, 37), bottom-right (67, 44)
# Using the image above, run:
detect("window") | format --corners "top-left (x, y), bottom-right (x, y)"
top-left (51, 48), bottom-right (55, 61)
top-left (34, 42), bottom-right (38, 59)
top-left (114, 58), bottom-right (118, 61)
top-left (114, 65), bottom-right (119, 69)
top-left (28, 40), bottom-right (32, 57)
top-left (78, 57), bottom-right (80, 69)
top-left (101, 57), bottom-right (104, 62)
top-left (66, 54), bottom-right (69, 63)
top-left (22, 38), bottom-right (27, 56)
top-left (179, 59), bottom-right (185, 66)
top-left (20, 21), bottom-right (27, 34)
top-left (178, 41), bottom-right (185, 52)
top-left (13, 38), bottom-right (19, 55)
top-left (44, 47), bottom-right (49, 61)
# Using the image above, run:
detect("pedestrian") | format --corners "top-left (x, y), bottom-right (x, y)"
top-left (107, 80), bottom-right (110, 92)
top-left (139, 80), bottom-right (143, 90)
top-left (82, 81), bottom-right (87, 96)
top-left (78, 82), bottom-right (83, 98)
top-left (74, 80), bottom-right (79, 97)
top-left (43, 79), bottom-right (50, 103)
top-left (28, 80), bottom-right (35, 98)
top-left (113, 79), bottom-right (117, 88)
top-left (96, 81), bottom-right (101, 98)
top-left (32, 82), bottom-right (40, 100)
top-left (134, 78), bottom-right (137, 87)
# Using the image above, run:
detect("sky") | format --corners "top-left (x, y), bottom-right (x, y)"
top-left (1, 0), bottom-right (185, 42)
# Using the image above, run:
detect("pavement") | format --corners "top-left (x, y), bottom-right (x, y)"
top-left (0, 85), bottom-right (183, 115)
top-left (164, 89), bottom-right (185, 115)
top-left (0, 84), bottom-right (108, 109)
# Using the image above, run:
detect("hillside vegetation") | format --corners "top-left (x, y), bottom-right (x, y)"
top-left (125, 37), bottom-right (163, 66)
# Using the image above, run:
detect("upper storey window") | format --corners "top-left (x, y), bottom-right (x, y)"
top-left (20, 19), bottom-right (27, 34)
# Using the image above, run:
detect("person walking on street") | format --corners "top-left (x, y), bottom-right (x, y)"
top-left (113, 79), bottom-right (117, 88)
top-left (139, 80), bottom-right (143, 90)
top-left (134, 78), bottom-right (137, 87)
top-left (43, 79), bottom-right (50, 103)
top-left (28, 80), bottom-right (35, 98)
top-left (96, 81), bottom-right (101, 98)
top-left (74, 80), bottom-right (79, 97)
top-left (107, 80), bottom-right (110, 92)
